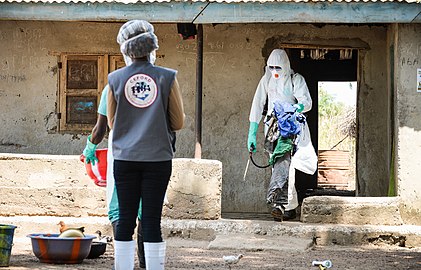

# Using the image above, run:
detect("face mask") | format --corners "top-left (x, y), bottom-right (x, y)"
top-left (271, 69), bottom-right (280, 79)
top-left (148, 51), bottom-right (156, 65)
top-left (123, 55), bottom-right (132, 66)
top-left (269, 66), bottom-right (282, 79)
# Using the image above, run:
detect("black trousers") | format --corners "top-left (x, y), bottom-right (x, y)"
top-left (113, 159), bottom-right (171, 242)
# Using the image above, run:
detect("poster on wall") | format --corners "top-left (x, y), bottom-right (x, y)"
top-left (418, 68), bottom-right (421, 93)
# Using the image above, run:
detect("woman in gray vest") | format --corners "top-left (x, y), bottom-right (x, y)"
top-left (107, 20), bottom-right (185, 270)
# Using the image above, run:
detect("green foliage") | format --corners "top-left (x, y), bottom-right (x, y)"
top-left (318, 84), bottom-right (357, 190)
top-left (318, 88), bottom-right (345, 117)
top-left (318, 86), bottom-right (354, 151)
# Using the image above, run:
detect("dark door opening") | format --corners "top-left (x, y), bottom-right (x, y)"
top-left (286, 48), bottom-right (358, 201)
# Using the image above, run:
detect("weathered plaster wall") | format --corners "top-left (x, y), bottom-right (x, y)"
top-left (0, 154), bottom-right (222, 220)
top-left (0, 21), bottom-right (121, 153)
top-left (394, 24), bottom-right (421, 225)
top-left (356, 25), bottom-right (391, 196)
top-left (164, 158), bottom-right (222, 220)
top-left (0, 21), bottom-right (390, 214)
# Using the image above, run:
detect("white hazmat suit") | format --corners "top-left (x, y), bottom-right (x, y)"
top-left (249, 49), bottom-right (312, 126)
top-left (248, 49), bottom-right (313, 221)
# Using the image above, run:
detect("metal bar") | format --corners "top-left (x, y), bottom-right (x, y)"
top-left (0, 2), bottom-right (208, 22)
top-left (0, 2), bottom-right (419, 23)
top-left (194, 24), bottom-right (203, 159)
top-left (195, 2), bottom-right (421, 24)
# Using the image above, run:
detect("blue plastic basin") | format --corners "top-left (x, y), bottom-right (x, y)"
top-left (27, 234), bottom-right (96, 264)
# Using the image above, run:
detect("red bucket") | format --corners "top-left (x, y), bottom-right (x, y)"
top-left (80, 149), bottom-right (108, 187)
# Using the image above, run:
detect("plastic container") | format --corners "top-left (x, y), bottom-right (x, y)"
top-left (0, 224), bottom-right (17, 267)
top-left (27, 234), bottom-right (96, 264)
top-left (80, 148), bottom-right (108, 187)
top-left (86, 241), bottom-right (107, 259)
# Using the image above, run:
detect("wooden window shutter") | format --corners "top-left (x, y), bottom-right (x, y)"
top-left (59, 54), bottom-right (106, 132)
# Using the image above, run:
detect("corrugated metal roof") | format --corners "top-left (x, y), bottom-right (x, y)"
top-left (0, 0), bottom-right (419, 3)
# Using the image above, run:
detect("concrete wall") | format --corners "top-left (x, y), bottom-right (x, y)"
top-left (0, 21), bottom-right (390, 214)
top-left (356, 25), bottom-right (391, 197)
top-left (394, 24), bottom-right (421, 225)
top-left (164, 158), bottom-right (222, 219)
top-left (0, 153), bottom-right (222, 220)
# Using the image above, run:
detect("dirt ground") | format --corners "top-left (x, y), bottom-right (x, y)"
top-left (6, 237), bottom-right (421, 270)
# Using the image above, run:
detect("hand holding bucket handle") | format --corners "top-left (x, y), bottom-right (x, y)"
top-left (81, 149), bottom-right (108, 188)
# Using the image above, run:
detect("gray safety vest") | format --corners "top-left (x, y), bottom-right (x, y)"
top-left (108, 60), bottom-right (176, 162)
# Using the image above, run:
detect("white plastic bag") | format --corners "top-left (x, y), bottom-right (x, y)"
top-left (291, 122), bottom-right (318, 175)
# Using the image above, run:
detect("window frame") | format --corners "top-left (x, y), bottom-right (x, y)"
top-left (58, 54), bottom-right (124, 132)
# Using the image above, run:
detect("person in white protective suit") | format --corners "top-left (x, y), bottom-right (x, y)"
top-left (247, 49), bottom-right (313, 222)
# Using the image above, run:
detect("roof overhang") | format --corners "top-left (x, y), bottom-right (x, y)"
top-left (0, 1), bottom-right (420, 23)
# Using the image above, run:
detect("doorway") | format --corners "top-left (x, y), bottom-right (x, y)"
top-left (286, 48), bottom-right (358, 201)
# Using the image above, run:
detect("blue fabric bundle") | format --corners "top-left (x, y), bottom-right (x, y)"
top-left (273, 102), bottom-right (302, 138)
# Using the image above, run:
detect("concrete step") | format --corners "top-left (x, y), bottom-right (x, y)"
top-left (0, 154), bottom-right (223, 220)
top-left (0, 186), bottom-right (107, 217)
top-left (301, 196), bottom-right (403, 226)
top-left (0, 153), bottom-right (107, 217)
top-left (0, 153), bottom-right (93, 188)
top-left (1, 216), bottom-right (420, 248)
top-left (0, 216), bottom-right (112, 239)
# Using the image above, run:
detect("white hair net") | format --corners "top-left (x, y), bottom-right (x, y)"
top-left (117, 20), bottom-right (159, 59)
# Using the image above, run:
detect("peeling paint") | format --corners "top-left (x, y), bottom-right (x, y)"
top-left (43, 112), bottom-right (54, 126)
top-left (0, 141), bottom-right (24, 148)
top-left (48, 65), bottom-right (58, 76)
top-left (367, 234), bottom-right (406, 247)
top-left (71, 134), bottom-right (81, 140)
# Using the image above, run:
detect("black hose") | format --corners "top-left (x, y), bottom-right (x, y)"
top-left (249, 152), bottom-right (271, 169)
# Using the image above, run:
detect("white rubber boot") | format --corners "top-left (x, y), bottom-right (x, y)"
top-left (114, 240), bottom-right (136, 270)
top-left (144, 242), bottom-right (166, 270)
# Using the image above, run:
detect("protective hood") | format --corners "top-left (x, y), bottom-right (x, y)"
top-left (264, 49), bottom-right (295, 111)
top-left (248, 48), bottom-right (312, 126)
top-left (265, 49), bottom-right (292, 81)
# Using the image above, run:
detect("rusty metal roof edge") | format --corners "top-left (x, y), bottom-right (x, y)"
top-left (0, 0), bottom-right (419, 4)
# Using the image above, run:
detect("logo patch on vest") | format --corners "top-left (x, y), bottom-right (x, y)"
top-left (125, 74), bottom-right (158, 108)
